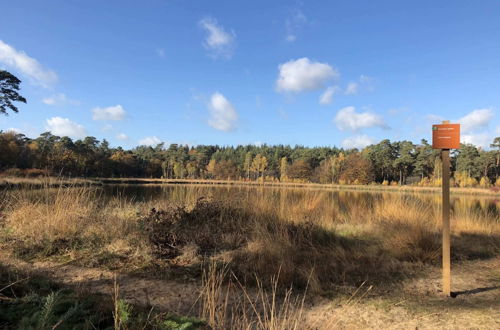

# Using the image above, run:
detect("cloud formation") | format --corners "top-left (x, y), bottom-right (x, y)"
top-left (42, 93), bottom-right (79, 106)
top-left (458, 108), bottom-right (494, 133)
top-left (116, 133), bottom-right (128, 141)
top-left (208, 92), bottom-right (238, 131)
top-left (345, 82), bottom-right (358, 95)
top-left (45, 117), bottom-right (86, 139)
top-left (276, 58), bottom-right (338, 93)
top-left (0, 40), bottom-right (58, 87)
top-left (461, 133), bottom-right (491, 149)
top-left (342, 135), bottom-right (376, 149)
top-left (285, 8), bottom-right (307, 42)
top-left (199, 17), bottom-right (235, 59)
top-left (138, 136), bottom-right (161, 146)
top-left (92, 105), bottom-right (126, 121)
top-left (334, 106), bottom-right (388, 131)
top-left (344, 75), bottom-right (374, 95)
top-left (319, 86), bottom-right (340, 105)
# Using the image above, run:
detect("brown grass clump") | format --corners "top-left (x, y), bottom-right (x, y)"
top-left (140, 198), bottom-right (253, 259)
top-left (1, 185), bottom-right (150, 267)
top-left (140, 197), bottom-right (402, 292)
top-left (5, 185), bottom-right (97, 245)
top-left (199, 262), bottom-right (307, 329)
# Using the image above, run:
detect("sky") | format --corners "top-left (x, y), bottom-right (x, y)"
top-left (1, 0), bottom-right (500, 149)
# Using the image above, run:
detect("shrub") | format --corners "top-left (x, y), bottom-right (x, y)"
top-left (140, 198), bottom-right (402, 291)
top-left (479, 177), bottom-right (490, 188)
top-left (140, 198), bottom-right (252, 259)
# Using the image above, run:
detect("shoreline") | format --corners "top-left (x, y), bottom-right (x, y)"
top-left (2, 176), bottom-right (499, 196)
top-left (97, 177), bottom-right (500, 196)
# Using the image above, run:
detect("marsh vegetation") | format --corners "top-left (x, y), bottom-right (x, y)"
top-left (1, 183), bottom-right (499, 328)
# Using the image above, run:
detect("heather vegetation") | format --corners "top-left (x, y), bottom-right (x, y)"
top-left (1, 131), bottom-right (500, 188)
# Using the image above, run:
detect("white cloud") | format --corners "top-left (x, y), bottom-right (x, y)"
top-left (138, 136), bottom-right (161, 146)
top-left (285, 8), bottom-right (307, 43)
top-left (461, 133), bottom-right (492, 149)
top-left (45, 117), bottom-right (86, 139)
top-left (345, 75), bottom-right (374, 95)
top-left (276, 57), bottom-right (338, 93)
top-left (319, 86), bottom-right (340, 105)
top-left (334, 106), bottom-right (388, 131)
top-left (116, 133), bottom-right (128, 141)
top-left (199, 17), bottom-right (235, 59)
top-left (42, 93), bottom-right (79, 106)
top-left (345, 82), bottom-right (358, 95)
top-left (0, 40), bottom-right (58, 87)
top-left (457, 108), bottom-right (494, 133)
top-left (92, 105), bottom-right (126, 121)
top-left (342, 135), bottom-right (376, 149)
top-left (208, 92), bottom-right (238, 131)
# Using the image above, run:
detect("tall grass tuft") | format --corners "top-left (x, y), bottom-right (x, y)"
top-left (199, 262), bottom-right (307, 329)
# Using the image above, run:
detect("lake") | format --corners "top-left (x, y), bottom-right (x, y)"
top-left (101, 184), bottom-right (500, 222)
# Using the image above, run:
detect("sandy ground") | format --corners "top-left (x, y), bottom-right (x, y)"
top-left (306, 258), bottom-right (500, 329)
top-left (1, 252), bottom-right (498, 329)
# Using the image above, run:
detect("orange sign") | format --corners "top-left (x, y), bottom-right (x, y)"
top-left (432, 124), bottom-right (460, 149)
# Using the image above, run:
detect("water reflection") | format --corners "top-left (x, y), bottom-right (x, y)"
top-left (101, 184), bottom-right (500, 220)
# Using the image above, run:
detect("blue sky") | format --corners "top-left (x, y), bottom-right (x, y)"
top-left (1, 0), bottom-right (499, 149)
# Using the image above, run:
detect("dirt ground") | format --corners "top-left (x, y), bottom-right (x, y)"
top-left (1, 252), bottom-right (498, 329)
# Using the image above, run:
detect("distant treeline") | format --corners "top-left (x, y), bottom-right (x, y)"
top-left (1, 131), bottom-right (499, 187)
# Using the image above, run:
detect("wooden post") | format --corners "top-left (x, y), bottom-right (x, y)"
top-left (433, 120), bottom-right (458, 297)
top-left (442, 147), bottom-right (451, 296)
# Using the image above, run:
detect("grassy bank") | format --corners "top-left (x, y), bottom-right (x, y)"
top-left (0, 183), bottom-right (499, 327)
top-left (2, 176), bottom-right (500, 196)
top-left (0, 176), bottom-right (100, 189)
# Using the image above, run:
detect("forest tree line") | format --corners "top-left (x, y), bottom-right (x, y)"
top-left (1, 131), bottom-right (500, 187)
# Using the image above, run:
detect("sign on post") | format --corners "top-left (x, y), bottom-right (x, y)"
top-left (432, 121), bottom-right (460, 297)
top-left (432, 123), bottom-right (460, 149)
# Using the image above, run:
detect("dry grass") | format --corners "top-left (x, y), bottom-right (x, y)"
top-left (198, 262), bottom-right (307, 330)
top-left (0, 176), bottom-right (95, 188)
top-left (0, 182), bottom-right (499, 327)
top-left (1, 184), bottom-right (150, 266)
top-left (1, 184), bottom-right (498, 284)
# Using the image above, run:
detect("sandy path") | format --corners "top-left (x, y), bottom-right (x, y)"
top-left (0, 252), bottom-right (201, 315)
top-left (306, 258), bottom-right (500, 329)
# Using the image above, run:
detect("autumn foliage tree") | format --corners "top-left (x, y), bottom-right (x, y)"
top-left (286, 159), bottom-right (312, 181)
top-left (339, 153), bottom-right (373, 184)
top-left (1, 130), bottom-right (499, 186)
